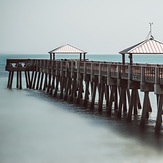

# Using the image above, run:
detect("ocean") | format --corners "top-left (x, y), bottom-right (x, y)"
top-left (1, 53), bottom-right (163, 163)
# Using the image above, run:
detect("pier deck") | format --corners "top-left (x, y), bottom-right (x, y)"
top-left (5, 59), bottom-right (163, 133)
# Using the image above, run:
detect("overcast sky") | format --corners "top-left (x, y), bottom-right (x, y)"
top-left (1, 0), bottom-right (163, 54)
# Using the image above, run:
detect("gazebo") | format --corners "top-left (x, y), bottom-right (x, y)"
top-left (119, 24), bottom-right (163, 65)
top-left (48, 44), bottom-right (87, 61)
top-left (119, 35), bottom-right (163, 65)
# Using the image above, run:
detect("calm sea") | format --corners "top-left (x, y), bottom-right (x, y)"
top-left (1, 54), bottom-right (163, 163)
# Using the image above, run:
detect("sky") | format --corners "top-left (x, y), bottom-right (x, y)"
top-left (1, 0), bottom-right (163, 54)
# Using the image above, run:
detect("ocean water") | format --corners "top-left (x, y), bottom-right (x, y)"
top-left (1, 54), bottom-right (163, 163)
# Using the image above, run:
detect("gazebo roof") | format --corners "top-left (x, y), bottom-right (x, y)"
top-left (119, 37), bottom-right (163, 54)
top-left (49, 44), bottom-right (87, 54)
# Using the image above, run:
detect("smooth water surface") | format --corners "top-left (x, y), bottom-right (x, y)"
top-left (1, 54), bottom-right (163, 163)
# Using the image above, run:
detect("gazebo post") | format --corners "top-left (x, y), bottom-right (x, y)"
top-left (53, 53), bottom-right (55, 60)
top-left (122, 54), bottom-right (125, 64)
top-left (80, 53), bottom-right (82, 61)
top-left (50, 53), bottom-right (52, 60)
top-left (129, 53), bottom-right (133, 65)
top-left (83, 53), bottom-right (86, 61)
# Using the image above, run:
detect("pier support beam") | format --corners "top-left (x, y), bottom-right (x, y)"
top-left (83, 76), bottom-right (90, 107)
top-left (70, 77), bottom-right (77, 102)
top-left (47, 74), bottom-right (52, 93)
top-left (89, 81), bottom-right (97, 110)
top-left (43, 73), bottom-right (48, 91)
top-left (155, 94), bottom-right (163, 133)
top-left (49, 74), bottom-right (55, 95)
top-left (64, 77), bottom-right (71, 101)
top-left (36, 72), bottom-right (41, 90)
top-left (98, 82), bottom-right (105, 112)
top-left (154, 83), bottom-right (163, 133)
top-left (139, 83), bottom-right (153, 127)
top-left (106, 83), bottom-right (117, 115)
top-left (127, 89), bottom-right (137, 122)
top-left (7, 71), bottom-right (14, 89)
top-left (140, 92), bottom-right (150, 127)
top-left (76, 74), bottom-right (83, 104)
top-left (117, 79), bottom-right (128, 118)
top-left (39, 72), bottom-right (44, 90)
top-left (127, 81), bottom-right (140, 122)
top-left (53, 75), bottom-right (60, 97)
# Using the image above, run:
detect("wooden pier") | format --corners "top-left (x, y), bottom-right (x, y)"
top-left (5, 58), bottom-right (163, 133)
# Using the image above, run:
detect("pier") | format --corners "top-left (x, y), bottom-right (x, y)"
top-left (5, 58), bottom-right (163, 133)
top-left (5, 35), bottom-right (163, 134)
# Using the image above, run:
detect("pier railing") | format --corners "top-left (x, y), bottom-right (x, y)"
top-left (5, 59), bottom-right (163, 85)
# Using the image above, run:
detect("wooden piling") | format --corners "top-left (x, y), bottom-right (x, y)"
top-left (83, 76), bottom-right (90, 107)
top-left (7, 71), bottom-right (11, 88)
top-left (53, 75), bottom-right (59, 97)
top-left (43, 73), bottom-right (48, 91)
top-left (155, 94), bottom-right (163, 133)
top-left (36, 72), bottom-right (41, 90)
top-left (64, 77), bottom-right (71, 101)
top-left (19, 71), bottom-right (22, 89)
top-left (49, 74), bottom-right (55, 95)
top-left (140, 91), bottom-right (150, 127)
top-left (90, 81), bottom-right (97, 110)
top-left (32, 71), bottom-right (37, 89)
top-left (127, 89), bottom-right (137, 122)
top-left (76, 74), bottom-right (83, 104)
top-left (98, 82), bottom-right (105, 112)
top-left (39, 72), bottom-right (44, 90)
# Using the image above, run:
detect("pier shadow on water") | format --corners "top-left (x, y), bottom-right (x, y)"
top-left (26, 89), bottom-right (163, 151)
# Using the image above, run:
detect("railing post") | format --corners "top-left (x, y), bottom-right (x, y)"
top-left (117, 64), bottom-right (121, 79)
top-left (60, 60), bottom-right (63, 76)
top-left (77, 61), bottom-right (80, 80)
top-left (56, 61), bottom-right (58, 75)
top-left (155, 66), bottom-right (159, 84)
top-left (47, 60), bottom-right (50, 74)
top-left (107, 64), bottom-right (111, 85)
top-left (98, 63), bottom-right (102, 83)
top-left (83, 62), bottom-right (86, 80)
top-left (71, 60), bottom-right (74, 78)
top-left (141, 66), bottom-right (145, 83)
top-left (91, 62), bottom-right (94, 82)
top-left (50, 60), bottom-right (53, 75)
top-left (50, 60), bottom-right (52, 73)
top-left (128, 65), bottom-right (132, 80)
top-left (65, 61), bottom-right (69, 77)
